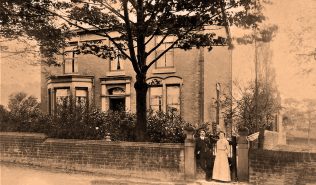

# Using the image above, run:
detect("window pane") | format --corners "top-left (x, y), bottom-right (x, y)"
top-left (64, 51), bottom-right (78, 73)
top-left (110, 59), bottom-right (124, 71)
top-left (167, 86), bottom-right (180, 112)
top-left (156, 50), bottom-right (165, 68)
top-left (56, 89), bottom-right (70, 105)
top-left (110, 60), bottom-right (118, 71)
top-left (165, 50), bottom-right (174, 67)
top-left (155, 43), bottom-right (174, 68)
top-left (149, 86), bottom-right (163, 111)
top-left (64, 59), bottom-right (73, 73)
top-left (76, 89), bottom-right (88, 107)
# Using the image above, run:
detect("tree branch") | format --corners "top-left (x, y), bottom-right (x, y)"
top-left (45, 7), bottom-right (134, 63)
top-left (122, 0), bottom-right (140, 74)
top-left (146, 33), bottom-right (169, 57)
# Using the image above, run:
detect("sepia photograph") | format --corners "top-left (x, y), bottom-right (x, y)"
top-left (0, 0), bottom-right (315, 184)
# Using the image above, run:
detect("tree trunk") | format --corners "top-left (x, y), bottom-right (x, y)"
top-left (258, 127), bottom-right (265, 149)
top-left (134, 74), bottom-right (148, 141)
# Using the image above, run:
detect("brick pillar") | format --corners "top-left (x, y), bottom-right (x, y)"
top-left (184, 128), bottom-right (196, 181)
top-left (237, 128), bottom-right (249, 181)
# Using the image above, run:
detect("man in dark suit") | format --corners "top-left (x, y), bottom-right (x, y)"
top-left (195, 129), bottom-right (213, 181)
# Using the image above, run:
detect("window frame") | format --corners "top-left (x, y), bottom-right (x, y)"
top-left (154, 36), bottom-right (175, 69)
top-left (54, 87), bottom-right (71, 111)
top-left (149, 85), bottom-right (163, 112)
top-left (64, 50), bottom-right (78, 74)
top-left (148, 80), bottom-right (181, 114)
top-left (166, 84), bottom-right (181, 113)
top-left (75, 87), bottom-right (89, 108)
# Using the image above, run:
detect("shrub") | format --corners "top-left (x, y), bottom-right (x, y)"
top-left (1, 92), bottom-right (195, 143)
top-left (101, 110), bottom-right (136, 141)
top-left (47, 98), bottom-right (106, 139)
top-left (147, 110), bottom-right (193, 143)
top-left (0, 105), bottom-right (11, 131)
top-left (0, 92), bottom-right (48, 132)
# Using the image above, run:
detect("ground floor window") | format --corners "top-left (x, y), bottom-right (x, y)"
top-left (48, 87), bottom-right (90, 114)
top-left (166, 85), bottom-right (180, 112)
top-left (75, 88), bottom-right (88, 107)
top-left (55, 88), bottom-right (70, 106)
top-left (147, 77), bottom-right (182, 114)
top-left (149, 86), bottom-right (163, 112)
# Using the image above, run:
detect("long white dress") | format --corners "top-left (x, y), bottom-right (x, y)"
top-left (212, 138), bottom-right (231, 182)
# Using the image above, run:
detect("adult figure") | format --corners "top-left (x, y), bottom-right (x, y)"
top-left (212, 131), bottom-right (231, 182)
top-left (195, 129), bottom-right (213, 181)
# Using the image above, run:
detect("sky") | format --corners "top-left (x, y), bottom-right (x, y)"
top-left (0, 0), bottom-right (315, 106)
top-left (232, 0), bottom-right (316, 101)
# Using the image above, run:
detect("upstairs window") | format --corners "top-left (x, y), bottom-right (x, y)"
top-left (64, 50), bottom-right (78, 74)
top-left (155, 37), bottom-right (174, 68)
top-left (110, 57), bottom-right (124, 71)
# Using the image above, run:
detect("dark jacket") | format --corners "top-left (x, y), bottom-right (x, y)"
top-left (195, 137), bottom-right (213, 159)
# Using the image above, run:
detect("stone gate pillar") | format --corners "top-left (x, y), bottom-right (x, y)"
top-left (237, 128), bottom-right (249, 181)
top-left (184, 128), bottom-right (196, 181)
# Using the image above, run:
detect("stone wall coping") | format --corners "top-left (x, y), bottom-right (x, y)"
top-left (0, 132), bottom-right (47, 139)
top-left (44, 138), bottom-right (184, 148)
top-left (0, 132), bottom-right (184, 148)
top-left (250, 148), bottom-right (316, 155)
top-left (250, 149), bottom-right (316, 163)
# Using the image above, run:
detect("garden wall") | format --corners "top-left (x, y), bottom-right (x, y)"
top-left (249, 149), bottom-right (316, 185)
top-left (0, 132), bottom-right (185, 181)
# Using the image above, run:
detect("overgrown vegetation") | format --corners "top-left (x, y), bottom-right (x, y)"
top-left (0, 92), bottom-right (195, 143)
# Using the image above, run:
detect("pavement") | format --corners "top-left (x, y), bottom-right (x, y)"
top-left (0, 163), bottom-right (249, 185)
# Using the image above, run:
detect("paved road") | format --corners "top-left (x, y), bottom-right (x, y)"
top-left (0, 164), bottom-right (248, 185)
top-left (0, 164), bottom-right (102, 185)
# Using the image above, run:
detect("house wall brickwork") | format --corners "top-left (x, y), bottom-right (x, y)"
top-left (249, 149), bottom-right (316, 185)
top-left (0, 132), bottom-right (185, 181)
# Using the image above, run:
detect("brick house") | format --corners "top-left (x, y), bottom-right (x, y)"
top-left (40, 28), bottom-right (232, 134)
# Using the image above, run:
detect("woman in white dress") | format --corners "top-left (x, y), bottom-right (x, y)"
top-left (212, 131), bottom-right (231, 182)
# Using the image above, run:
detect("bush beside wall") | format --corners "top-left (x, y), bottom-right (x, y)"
top-left (0, 132), bottom-right (185, 181)
top-left (249, 149), bottom-right (316, 185)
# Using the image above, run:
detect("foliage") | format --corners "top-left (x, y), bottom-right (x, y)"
top-left (48, 97), bottom-right (105, 139)
top-left (0, 92), bottom-right (47, 132)
top-left (0, 105), bottom-right (11, 130)
top-left (231, 80), bottom-right (281, 135)
top-left (44, 96), bottom-right (192, 142)
top-left (100, 110), bottom-right (136, 141)
top-left (282, 98), bottom-right (316, 130)
top-left (0, 0), bottom-right (74, 65)
top-left (147, 110), bottom-right (193, 143)
top-left (1, 92), bottom-right (192, 142)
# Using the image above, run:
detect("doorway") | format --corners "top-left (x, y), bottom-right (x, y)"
top-left (109, 97), bottom-right (125, 111)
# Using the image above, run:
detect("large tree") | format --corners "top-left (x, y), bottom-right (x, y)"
top-left (1, 0), bottom-right (266, 141)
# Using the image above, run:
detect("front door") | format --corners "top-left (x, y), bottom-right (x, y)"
top-left (109, 97), bottom-right (125, 111)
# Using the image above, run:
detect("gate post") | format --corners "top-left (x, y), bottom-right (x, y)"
top-left (237, 128), bottom-right (249, 181)
top-left (184, 128), bottom-right (196, 181)
top-left (230, 136), bottom-right (237, 181)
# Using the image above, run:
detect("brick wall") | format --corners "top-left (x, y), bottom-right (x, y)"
top-left (0, 132), bottom-right (185, 181)
top-left (249, 149), bottom-right (316, 185)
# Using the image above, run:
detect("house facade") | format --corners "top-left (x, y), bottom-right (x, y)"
top-left (40, 28), bottom-right (232, 134)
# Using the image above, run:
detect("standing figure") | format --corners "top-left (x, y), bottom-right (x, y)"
top-left (212, 131), bottom-right (231, 182)
top-left (195, 129), bottom-right (213, 181)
